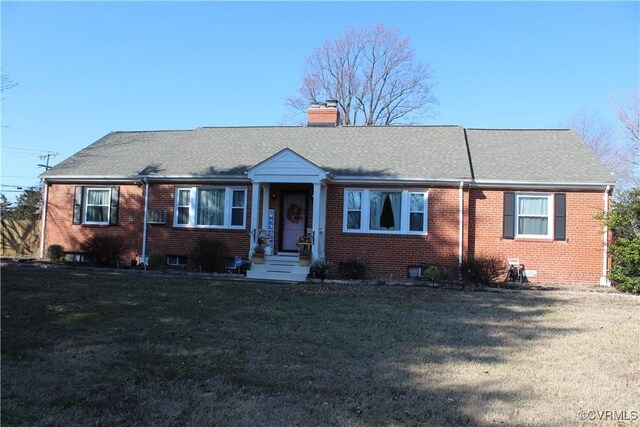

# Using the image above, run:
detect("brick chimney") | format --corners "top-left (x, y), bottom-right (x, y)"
top-left (307, 99), bottom-right (340, 127)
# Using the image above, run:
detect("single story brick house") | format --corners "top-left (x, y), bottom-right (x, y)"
top-left (39, 101), bottom-right (614, 284)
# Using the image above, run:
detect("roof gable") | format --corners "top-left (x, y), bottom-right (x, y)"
top-left (247, 148), bottom-right (330, 183)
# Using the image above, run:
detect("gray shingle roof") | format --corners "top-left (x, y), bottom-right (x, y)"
top-left (41, 125), bottom-right (615, 186)
top-left (465, 129), bottom-right (615, 184)
top-left (41, 126), bottom-right (471, 181)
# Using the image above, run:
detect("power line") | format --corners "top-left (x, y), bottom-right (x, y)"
top-left (1, 146), bottom-right (58, 154)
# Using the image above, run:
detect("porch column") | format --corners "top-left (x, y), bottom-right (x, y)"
top-left (312, 182), bottom-right (321, 260)
top-left (250, 182), bottom-right (260, 256)
top-left (261, 184), bottom-right (270, 232)
top-left (319, 184), bottom-right (327, 259)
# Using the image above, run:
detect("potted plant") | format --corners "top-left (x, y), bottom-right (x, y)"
top-left (252, 237), bottom-right (266, 264)
top-left (298, 235), bottom-right (312, 266)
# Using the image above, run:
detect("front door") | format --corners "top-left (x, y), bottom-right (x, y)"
top-left (281, 192), bottom-right (307, 252)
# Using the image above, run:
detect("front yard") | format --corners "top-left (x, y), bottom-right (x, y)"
top-left (1, 267), bottom-right (639, 426)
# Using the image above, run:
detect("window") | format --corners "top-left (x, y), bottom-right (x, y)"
top-left (343, 189), bottom-right (428, 234)
top-left (174, 186), bottom-right (246, 229)
top-left (176, 189), bottom-right (191, 225)
top-left (346, 190), bottom-right (363, 230)
top-left (166, 255), bottom-right (187, 266)
top-left (73, 186), bottom-right (119, 226)
top-left (516, 194), bottom-right (553, 238)
top-left (84, 188), bottom-right (111, 224)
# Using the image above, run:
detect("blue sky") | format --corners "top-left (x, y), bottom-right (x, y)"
top-left (1, 1), bottom-right (638, 199)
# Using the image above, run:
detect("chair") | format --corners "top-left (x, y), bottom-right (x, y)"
top-left (506, 258), bottom-right (524, 286)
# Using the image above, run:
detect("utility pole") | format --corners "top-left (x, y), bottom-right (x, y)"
top-left (37, 152), bottom-right (57, 170)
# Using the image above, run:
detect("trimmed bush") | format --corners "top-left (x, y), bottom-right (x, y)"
top-left (309, 258), bottom-right (330, 281)
top-left (81, 236), bottom-right (124, 267)
top-left (338, 258), bottom-right (368, 280)
top-left (461, 256), bottom-right (503, 284)
top-left (190, 239), bottom-right (229, 272)
top-left (148, 251), bottom-right (166, 271)
top-left (46, 244), bottom-right (65, 262)
top-left (424, 265), bottom-right (441, 281)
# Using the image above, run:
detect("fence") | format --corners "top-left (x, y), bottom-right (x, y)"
top-left (1, 219), bottom-right (41, 257)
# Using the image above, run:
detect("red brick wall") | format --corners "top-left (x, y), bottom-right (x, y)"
top-left (467, 188), bottom-right (606, 285)
top-left (324, 185), bottom-right (461, 279)
top-left (43, 182), bottom-right (608, 284)
top-left (44, 183), bottom-right (252, 264)
top-left (44, 183), bottom-right (145, 263)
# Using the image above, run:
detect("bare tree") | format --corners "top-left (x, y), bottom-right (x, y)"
top-left (611, 89), bottom-right (640, 172)
top-left (565, 108), bottom-right (635, 187)
top-left (286, 24), bottom-right (437, 126)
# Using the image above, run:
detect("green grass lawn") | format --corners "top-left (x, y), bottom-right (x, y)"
top-left (2, 267), bottom-right (639, 426)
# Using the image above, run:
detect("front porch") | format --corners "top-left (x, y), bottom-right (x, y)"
top-left (245, 149), bottom-right (330, 282)
top-left (246, 253), bottom-right (310, 282)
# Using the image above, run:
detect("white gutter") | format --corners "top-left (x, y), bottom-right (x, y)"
top-left (470, 180), bottom-right (613, 191)
top-left (141, 178), bottom-right (150, 270)
top-left (458, 181), bottom-right (464, 279)
top-left (601, 185), bottom-right (611, 286)
top-left (38, 180), bottom-right (49, 259)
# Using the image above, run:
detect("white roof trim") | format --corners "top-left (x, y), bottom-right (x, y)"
top-left (246, 148), bottom-right (331, 184)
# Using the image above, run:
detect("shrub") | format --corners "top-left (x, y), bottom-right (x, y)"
top-left (461, 256), bottom-right (503, 284)
top-left (424, 265), bottom-right (441, 281)
top-left (338, 258), bottom-right (368, 280)
top-left (309, 258), bottom-right (330, 281)
top-left (148, 251), bottom-right (166, 271)
top-left (81, 235), bottom-right (124, 267)
top-left (190, 239), bottom-right (229, 272)
top-left (609, 237), bottom-right (640, 294)
top-left (46, 244), bottom-right (65, 262)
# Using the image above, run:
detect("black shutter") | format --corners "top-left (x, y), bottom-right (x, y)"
top-left (73, 186), bottom-right (84, 224)
top-left (503, 192), bottom-right (515, 239)
top-left (109, 186), bottom-right (119, 226)
top-left (554, 193), bottom-right (566, 241)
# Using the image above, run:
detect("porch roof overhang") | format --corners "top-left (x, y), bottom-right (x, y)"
top-left (245, 148), bottom-right (332, 184)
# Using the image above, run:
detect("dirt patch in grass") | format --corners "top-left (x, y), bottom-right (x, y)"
top-left (2, 267), bottom-right (639, 426)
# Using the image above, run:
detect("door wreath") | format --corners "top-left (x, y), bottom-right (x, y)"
top-left (286, 204), bottom-right (303, 224)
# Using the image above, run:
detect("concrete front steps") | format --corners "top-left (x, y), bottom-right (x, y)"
top-left (246, 253), bottom-right (310, 282)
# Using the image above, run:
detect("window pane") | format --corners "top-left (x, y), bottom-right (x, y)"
top-left (519, 197), bottom-right (547, 215)
top-left (347, 191), bottom-right (362, 210)
top-left (231, 208), bottom-right (243, 226)
top-left (370, 191), bottom-right (401, 231)
top-left (519, 217), bottom-right (548, 235)
top-left (410, 212), bottom-right (424, 231)
top-left (410, 193), bottom-right (424, 211)
top-left (197, 189), bottom-right (225, 226)
top-left (178, 189), bottom-right (190, 206)
top-left (177, 206), bottom-right (190, 225)
top-left (86, 206), bottom-right (108, 222)
top-left (347, 211), bottom-right (361, 230)
top-left (232, 190), bottom-right (245, 208)
top-left (87, 189), bottom-right (109, 205)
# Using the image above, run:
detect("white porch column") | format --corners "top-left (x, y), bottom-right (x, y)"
top-left (250, 182), bottom-right (261, 256)
top-left (261, 184), bottom-right (270, 232)
top-left (312, 182), bottom-right (321, 260)
top-left (318, 184), bottom-right (327, 259)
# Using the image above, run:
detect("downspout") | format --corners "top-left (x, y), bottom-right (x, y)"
top-left (601, 185), bottom-right (611, 286)
top-left (38, 179), bottom-right (49, 259)
top-left (141, 178), bottom-right (150, 271)
top-left (458, 181), bottom-right (464, 280)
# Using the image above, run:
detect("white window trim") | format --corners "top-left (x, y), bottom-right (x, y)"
top-left (515, 193), bottom-right (554, 239)
top-left (342, 188), bottom-right (428, 235)
top-left (173, 186), bottom-right (247, 229)
top-left (83, 187), bottom-right (111, 225)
